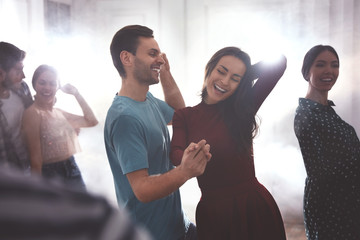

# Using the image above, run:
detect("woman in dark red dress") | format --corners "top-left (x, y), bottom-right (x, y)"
top-left (170, 47), bottom-right (287, 240)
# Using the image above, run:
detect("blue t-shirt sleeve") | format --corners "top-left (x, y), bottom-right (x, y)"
top-left (147, 92), bottom-right (174, 124)
top-left (111, 115), bottom-right (149, 174)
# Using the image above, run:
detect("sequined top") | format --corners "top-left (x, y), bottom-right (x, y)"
top-left (294, 98), bottom-right (360, 239)
top-left (33, 105), bottom-right (81, 164)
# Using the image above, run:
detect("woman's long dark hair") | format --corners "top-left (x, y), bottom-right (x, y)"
top-left (201, 47), bottom-right (259, 155)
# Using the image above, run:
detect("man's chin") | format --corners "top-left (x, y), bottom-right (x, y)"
top-left (148, 78), bottom-right (159, 85)
top-left (2, 80), bottom-right (14, 89)
top-left (11, 82), bottom-right (23, 90)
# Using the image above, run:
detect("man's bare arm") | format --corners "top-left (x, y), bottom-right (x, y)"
top-left (159, 53), bottom-right (185, 110)
top-left (127, 140), bottom-right (211, 203)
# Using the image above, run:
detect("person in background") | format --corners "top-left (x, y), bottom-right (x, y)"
top-left (104, 25), bottom-right (211, 240)
top-left (294, 45), bottom-right (360, 239)
top-left (0, 41), bottom-right (32, 172)
top-left (170, 47), bottom-right (287, 239)
top-left (22, 64), bottom-right (98, 191)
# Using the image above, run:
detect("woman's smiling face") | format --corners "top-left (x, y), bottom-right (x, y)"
top-left (204, 55), bottom-right (247, 104)
top-left (34, 70), bottom-right (59, 102)
top-left (308, 50), bottom-right (339, 93)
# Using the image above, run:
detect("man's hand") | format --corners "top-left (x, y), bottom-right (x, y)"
top-left (159, 53), bottom-right (172, 83)
top-left (178, 139), bottom-right (211, 180)
top-left (160, 53), bottom-right (170, 73)
top-left (126, 139), bottom-right (211, 203)
top-left (158, 52), bottom-right (185, 110)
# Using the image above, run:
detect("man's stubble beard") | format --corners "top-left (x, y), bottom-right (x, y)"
top-left (133, 58), bottom-right (159, 86)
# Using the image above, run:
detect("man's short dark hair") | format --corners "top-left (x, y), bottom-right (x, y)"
top-left (0, 42), bottom-right (26, 72)
top-left (110, 25), bottom-right (153, 78)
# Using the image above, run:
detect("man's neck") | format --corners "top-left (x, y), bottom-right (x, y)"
top-left (118, 78), bottom-right (149, 102)
top-left (0, 86), bottom-right (10, 99)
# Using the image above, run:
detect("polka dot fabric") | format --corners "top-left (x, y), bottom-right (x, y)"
top-left (294, 98), bottom-right (360, 239)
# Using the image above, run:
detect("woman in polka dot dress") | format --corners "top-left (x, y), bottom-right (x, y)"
top-left (294, 45), bottom-right (360, 239)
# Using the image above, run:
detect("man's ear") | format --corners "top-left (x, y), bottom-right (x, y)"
top-left (120, 50), bottom-right (133, 67)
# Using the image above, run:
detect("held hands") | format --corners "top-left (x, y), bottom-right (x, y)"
top-left (60, 83), bottom-right (79, 96)
top-left (179, 139), bottom-right (212, 180)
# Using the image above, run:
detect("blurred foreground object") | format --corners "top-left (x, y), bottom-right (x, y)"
top-left (0, 166), bottom-right (152, 240)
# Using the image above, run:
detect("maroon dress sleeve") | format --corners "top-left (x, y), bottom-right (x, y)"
top-left (170, 109), bottom-right (188, 166)
top-left (252, 55), bottom-right (287, 112)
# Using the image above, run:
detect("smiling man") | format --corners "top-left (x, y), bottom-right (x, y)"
top-left (0, 42), bottom-right (32, 172)
top-left (104, 25), bottom-right (211, 240)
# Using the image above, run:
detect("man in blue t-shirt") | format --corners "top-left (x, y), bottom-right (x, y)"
top-left (104, 25), bottom-right (211, 240)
